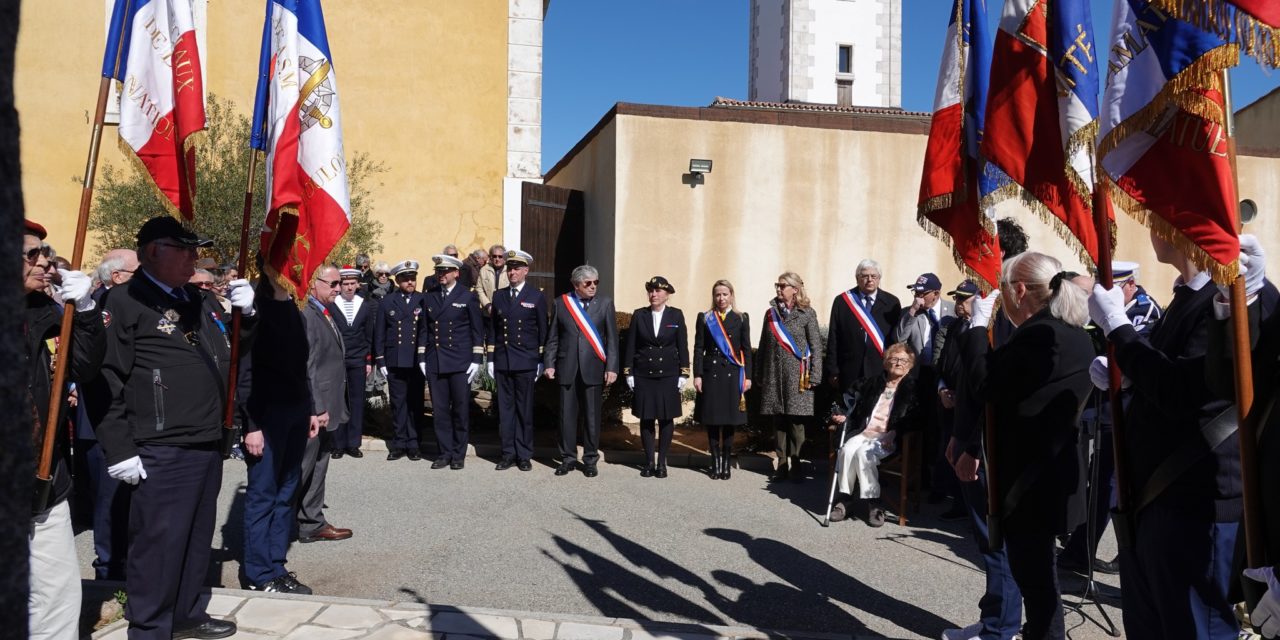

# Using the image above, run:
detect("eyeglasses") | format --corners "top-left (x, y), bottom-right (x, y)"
top-left (192, 281), bottom-right (215, 289)
top-left (885, 357), bottom-right (911, 365)
top-left (154, 241), bottom-right (198, 254)
top-left (491, 254), bottom-right (506, 260)
top-left (857, 273), bottom-right (881, 280)
top-left (22, 245), bottom-right (52, 263)
top-left (774, 283), bottom-right (792, 290)
top-left (315, 278), bottom-right (341, 288)
top-left (579, 280), bottom-right (599, 287)
top-left (376, 271), bottom-right (390, 276)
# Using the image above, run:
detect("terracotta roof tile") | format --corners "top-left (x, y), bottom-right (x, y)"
top-left (709, 97), bottom-right (932, 118)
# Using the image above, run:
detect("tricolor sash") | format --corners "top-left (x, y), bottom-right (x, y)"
top-left (842, 291), bottom-right (885, 357)
top-left (562, 294), bottom-right (606, 362)
top-left (706, 310), bottom-right (747, 410)
top-left (767, 307), bottom-right (811, 390)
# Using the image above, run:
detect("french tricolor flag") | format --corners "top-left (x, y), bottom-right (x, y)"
top-left (918, 0), bottom-right (1003, 292)
top-left (982, 0), bottom-right (1109, 268)
top-left (1099, 0), bottom-right (1240, 283)
top-left (103, 0), bottom-right (206, 221)
top-left (252, 0), bottom-right (351, 298)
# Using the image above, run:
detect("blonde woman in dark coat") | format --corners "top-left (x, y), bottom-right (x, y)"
top-left (693, 280), bottom-right (753, 480)
top-left (757, 271), bottom-right (823, 482)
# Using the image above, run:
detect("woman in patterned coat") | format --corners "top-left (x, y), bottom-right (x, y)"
top-left (757, 271), bottom-right (823, 482)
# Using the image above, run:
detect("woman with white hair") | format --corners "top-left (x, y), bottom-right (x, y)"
top-left (959, 250), bottom-right (1094, 640)
top-left (366, 261), bottom-right (393, 300)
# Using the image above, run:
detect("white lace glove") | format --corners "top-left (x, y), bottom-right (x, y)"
top-left (227, 279), bottom-right (256, 316)
top-left (56, 269), bottom-right (95, 312)
top-left (677, 376), bottom-right (687, 390)
top-left (107, 456), bottom-right (147, 485)
top-left (1244, 566), bottom-right (1280, 637)
top-left (466, 362), bottom-right (480, 384)
top-left (626, 376), bottom-right (635, 390)
top-left (1088, 356), bottom-right (1131, 391)
top-left (487, 362), bottom-right (495, 378)
top-left (1089, 284), bottom-right (1130, 335)
top-left (970, 291), bottom-right (998, 328)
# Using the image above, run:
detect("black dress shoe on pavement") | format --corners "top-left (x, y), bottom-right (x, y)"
top-left (517, 460), bottom-right (533, 471)
top-left (330, 450), bottom-right (345, 460)
top-left (431, 457), bottom-right (449, 469)
top-left (555, 461), bottom-right (576, 476)
top-left (582, 464), bottom-right (599, 477)
top-left (450, 460), bottom-right (465, 470)
top-left (407, 451), bottom-right (422, 461)
top-left (386, 450), bottom-right (405, 461)
top-left (939, 504), bottom-right (968, 521)
top-left (640, 465), bottom-right (653, 478)
top-left (172, 619), bottom-right (237, 640)
top-left (1093, 557), bottom-right (1120, 575)
top-left (496, 459), bottom-right (514, 471)
top-left (346, 448), bottom-right (364, 458)
top-left (769, 466), bottom-right (789, 482)
top-left (654, 465), bottom-right (668, 479)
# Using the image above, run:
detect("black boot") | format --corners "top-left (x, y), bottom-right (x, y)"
top-left (721, 450), bottom-right (732, 480)
top-left (707, 441), bottom-right (721, 479)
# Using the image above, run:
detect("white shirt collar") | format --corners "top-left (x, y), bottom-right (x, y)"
top-left (1174, 271), bottom-right (1211, 292)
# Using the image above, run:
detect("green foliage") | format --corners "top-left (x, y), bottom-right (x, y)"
top-left (90, 94), bottom-right (384, 271)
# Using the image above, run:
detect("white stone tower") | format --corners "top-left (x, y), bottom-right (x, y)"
top-left (749, 0), bottom-right (902, 108)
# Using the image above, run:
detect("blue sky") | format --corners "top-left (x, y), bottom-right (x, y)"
top-left (542, 0), bottom-right (1278, 172)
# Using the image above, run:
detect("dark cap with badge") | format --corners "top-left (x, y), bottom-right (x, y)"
top-left (645, 276), bottom-right (675, 294)
top-left (947, 279), bottom-right (980, 299)
top-left (136, 216), bottom-right (213, 248)
top-left (907, 272), bottom-right (943, 293)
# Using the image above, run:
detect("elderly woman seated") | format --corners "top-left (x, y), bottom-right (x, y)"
top-left (827, 342), bottom-right (923, 527)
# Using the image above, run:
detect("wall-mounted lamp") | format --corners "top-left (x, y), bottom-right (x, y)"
top-left (683, 158), bottom-right (713, 188)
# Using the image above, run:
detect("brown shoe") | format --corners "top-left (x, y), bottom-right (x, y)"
top-left (299, 524), bottom-right (353, 543)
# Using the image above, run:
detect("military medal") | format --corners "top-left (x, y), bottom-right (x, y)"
top-left (156, 318), bottom-right (177, 335)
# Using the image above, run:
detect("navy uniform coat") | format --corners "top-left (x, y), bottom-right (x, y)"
top-left (544, 294), bottom-right (619, 384)
top-left (417, 285), bottom-right (483, 375)
top-left (329, 294), bottom-right (375, 368)
top-left (488, 284), bottom-right (548, 371)
top-left (623, 307), bottom-right (690, 379)
top-left (373, 290), bottom-right (426, 369)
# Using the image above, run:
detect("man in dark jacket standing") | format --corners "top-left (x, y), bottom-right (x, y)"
top-left (824, 258), bottom-right (901, 390)
top-left (487, 250), bottom-right (546, 471)
top-left (374, 261), bottom-right (427, 460)
top-left (418, 255), bottom-right (483, 469)
top-left (98, 217), bottom-right (255, 640)
top-left (331, 266), bottom-right (375, 458)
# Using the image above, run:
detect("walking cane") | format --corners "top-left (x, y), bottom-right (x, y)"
top-left (823, 412), bottom-right (852, 527)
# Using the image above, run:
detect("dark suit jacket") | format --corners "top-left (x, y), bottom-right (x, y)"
top-left (544, 294), bottom-right (619, 384)
top-left (417, 285), bottom-right (483, 375)
top-left (964, 309), bottom-right (1093, 533)
top-left (488, 284), bottom-right (548, 371)
top-left (303, 299), bottom-right (348, 427)
top-left (824, 288), bottom-right (901, 386)
top-left (329, 294), bottom-right (375, 368)
top-left (373, 291), bottom-right (426, 368)
top-left (623, 307), bottom-right (689, 379)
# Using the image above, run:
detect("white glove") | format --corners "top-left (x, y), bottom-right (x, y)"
top-left (466, 362), bottom-right (480, 384)
top-left (56, 269), bottom-right (95, 312)
top-left (1242, 234), bottom-right (1266, 298)
top-left (418, 363), bottom-right (426, 376)
top-left (970, 291), bottom-right (998, 328)
top-left (107, 456), bottom-right (147, 485)
top-left (1244, 566), bottom-right (1280, 637)
top-left (1089, 284), bottom-right (1130, 335)
top-left (1088, 356), bottom-right (1131, 391)
top-left (626, 376), bottom-right (635, 390)
top-left (380, 366), bottom-right (388, 377)
top-left (487, 362), bottom-right (495, 378)
top-left (227, 279), bottom-right (255, 315)
top-left (536, 364), bottom-right (544, 379)
top-left (677, 376), bottom-right (687, 390)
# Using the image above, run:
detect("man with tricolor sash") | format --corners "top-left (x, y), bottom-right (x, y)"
top-left (544, 265), bottom-right (619, 477)
top-left (824, 259), bottom-right (901, 391)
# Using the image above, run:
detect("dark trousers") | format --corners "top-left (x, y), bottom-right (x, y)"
top-left (1119, 505), bottom-right (1239, 639)
top-left (80, 438), bottom-right (130, 580)
top-left (125, 443), bottom-right (222, 640)
top-left (1004, 523), bottom-right (1066, 640)
top-left (934, 407), bottom-right (961, 500)
top-left (1061, 426), bottom-right (1114, 565)
top-left (387, 366), bottom-right (424, 453)
top-left (497, 369), bottom-right (537, 462)
top-left (429, 371), bottom-right (471, 461)
top-left (334, 364), bottom-right (367, 451)
top-left (640, 419), bottom-right (674, 467)
top-left (959, 469), bottom-right (1023, 639)
top-left (773, 416), bottom-right (805, 464)
top-left (559, 375), bottom-right (602, 464)
top-left (296, 429), bottom-right (333, 537)
top-left (243, 416), bottom-right (308, 586)
top-left (706, 425), bottom-right (735, 457)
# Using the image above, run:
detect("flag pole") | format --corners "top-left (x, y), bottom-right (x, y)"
top-left (36, 2), bottom-right (131, 511)
top-left (1220, 68), bottom-right (1263, 569)
top-left (221, 145), bottom-right (260, 454)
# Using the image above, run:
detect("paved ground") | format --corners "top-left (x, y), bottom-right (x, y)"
top-left (76, 445), bottom-right (1125, 640)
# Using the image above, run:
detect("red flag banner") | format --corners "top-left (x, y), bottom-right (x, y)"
top-left (1153, 0), bottom-right (1280, 67)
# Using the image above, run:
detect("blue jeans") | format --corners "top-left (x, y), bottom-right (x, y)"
top-left (243, 412), bottom-right (308, 586)
top-left (959, 468), bottom-right (1023, 639)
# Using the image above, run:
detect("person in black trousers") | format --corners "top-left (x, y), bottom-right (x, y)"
top-left (487, 250), bottom-right (547, 471)
top-left (961, 251), bottom-right (1094, 640)
top-left (330, 266), bottom-right (375, 458)
top-left (693, 279), bottom-right (752, 480)
top-left (374, 261), bottom-right (427, 460)
top-left (624, 276), bottom-right (689, 478)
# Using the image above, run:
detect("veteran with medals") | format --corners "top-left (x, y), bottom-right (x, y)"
top-left (758, 271), bottom-right (823, 483)
top-left (487, 250), bottom-right (547, 471)
top-left (623, 276), bottom-right (689, 478)
top-left (374, 260), bottom-right (427, 460)
top-left (693, 279), bottom-right (752, 480)
top-left (417, 254), bottom-right (484, 470)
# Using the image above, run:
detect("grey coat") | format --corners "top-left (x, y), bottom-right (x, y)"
top-left (757, 301), bottom-right (823, 416)
top-left (304, 300), bottom-right (349, 428)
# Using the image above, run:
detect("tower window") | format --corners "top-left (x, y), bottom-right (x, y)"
top-left (838, 45), bottom-right (853, 74)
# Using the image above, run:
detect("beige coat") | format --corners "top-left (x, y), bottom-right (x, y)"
top-left (477, 264), bottom-right (510, 307)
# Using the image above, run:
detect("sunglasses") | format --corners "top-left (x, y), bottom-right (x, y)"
top-left (491, 254), bottom-right (506, 260)
top-left (192, 281), bottom-right (215, 289)
top-left (23, 245), bottom-right (52, 263)
top-left (774, 283), bottom-right (792, 290)
top-left (315, 279), bottom-right (341, 288)
top-left (579, 280), bottom-right (599, 287)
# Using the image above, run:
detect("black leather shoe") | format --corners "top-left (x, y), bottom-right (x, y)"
top-left (330, 450), bottom-right (345, 460)
top-left (517, 460), bottom-right (533, 471)
top-left (172, 619), bottom-right (237, 640)
top-left (1093, 557), bottom-right (1120, 575)
top-left (769, 466), bottom-right (790, 482)
top-left (346, 448), bottom-right (364, 459)
top-left (407, 451), bottom-right (422, 461)
top-left (450, 460), bottom-right (465, 470)
top-left (654, 465), bottom-right (668, 479)
top-left (386, 450), bottom-right (405, 461)
top-left (555, 461), bottom-right (576, 476)
top-left (582, 464), bottom-right (599, 477)
top-left (496, 459), bottom-right (514, 471)
top-left (640, 465), bottom-right (653, 478)
top-left (431, 457), bottom-right (449, 469)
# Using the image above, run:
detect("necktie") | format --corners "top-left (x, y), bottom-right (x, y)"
top-left (173, 288), bottom-right (188, 303)
top-left (923, 308), bottom-right (938, 365)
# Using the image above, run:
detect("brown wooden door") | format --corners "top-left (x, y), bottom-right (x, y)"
top-left (520, 182), bottom-right (584, 298)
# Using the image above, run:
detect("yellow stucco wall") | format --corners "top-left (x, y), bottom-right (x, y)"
top-left (16, 1), bottom-right (509, 266)
top-left (550, 111), bottom-right (1279, 324)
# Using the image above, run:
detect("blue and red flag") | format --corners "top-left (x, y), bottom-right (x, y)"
top-left (1152, 0), bottom-right (1280, 67)
top-left (918, 0), bottom-right (1004, 292)
top-left (103, 0), bottom-right (206, 221)
top-left (1099, 0), bottom-right (1241, 283)
top-left (251, 0), bottom-right (351, 299)
top-left (982, 0), bottom-right (1111, 269)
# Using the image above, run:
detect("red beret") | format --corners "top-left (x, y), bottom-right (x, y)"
top-left (24, 219), bottom-right (47, 239)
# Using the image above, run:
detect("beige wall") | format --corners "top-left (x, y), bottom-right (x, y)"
top-left (17, 1), bottom-right (509, 266)
top-left (549, 111), bottom-right (1280, 327)
top-left (1236, 87), bottom-right (1280, 150)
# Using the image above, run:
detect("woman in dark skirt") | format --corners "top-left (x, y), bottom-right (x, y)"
top-left (624, 276), bottom-right (689, 478)
top-left (693, 280), bottom-right (752, 479)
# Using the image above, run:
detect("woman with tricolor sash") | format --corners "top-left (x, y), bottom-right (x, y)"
top-left (757, 271), bottom-right (823, 483)
top-left (693, 280), bottom-right (753, 480)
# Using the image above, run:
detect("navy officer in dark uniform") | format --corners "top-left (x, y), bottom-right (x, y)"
top-left (623, 276), bottom-right (689, 478)
top-left (98, 216), bottom-right (256, 640)
top-left (487, 249), bottom-right (547, 471)
top-left (374, 260), bottom-right (427, 461)
top-left (418, 254), bottom-right (483, 469)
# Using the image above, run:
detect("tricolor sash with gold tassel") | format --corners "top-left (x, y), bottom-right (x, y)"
top-left (767, 307), bottom-right (810, 391)
top-left (706, 310), bottom-right (747, 411)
